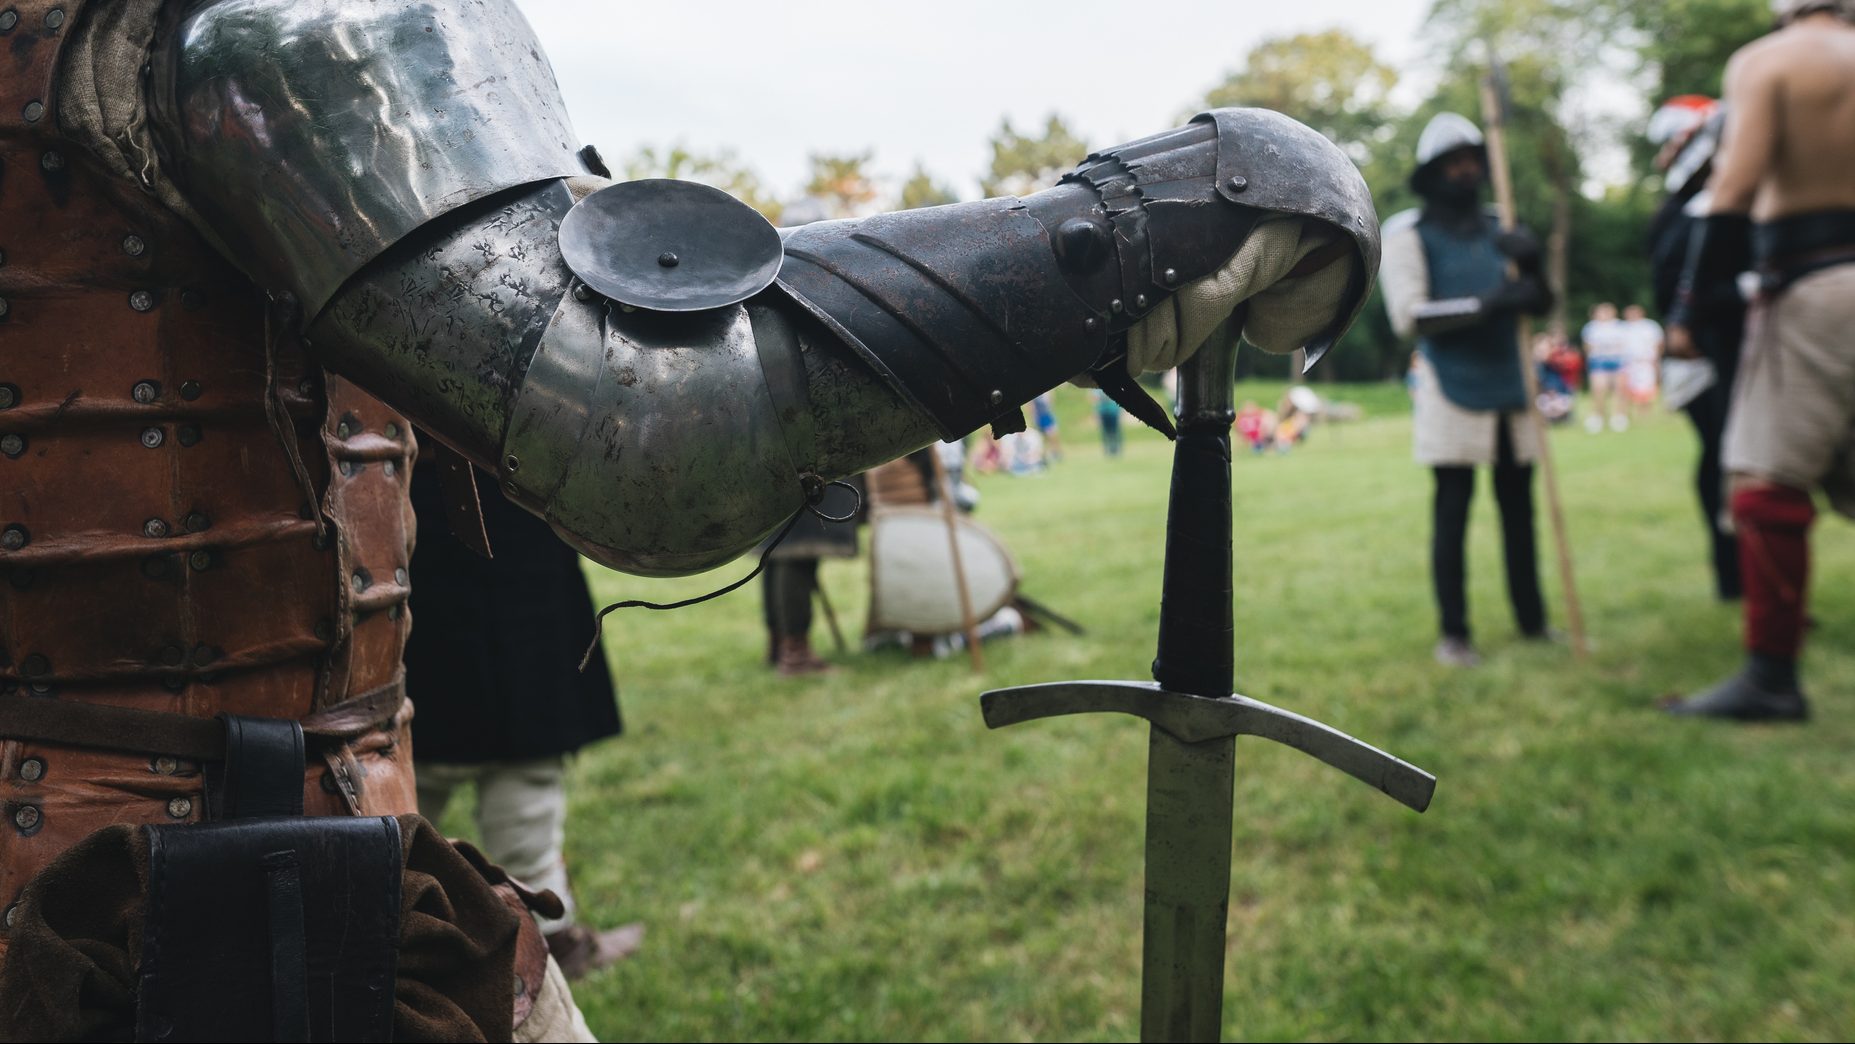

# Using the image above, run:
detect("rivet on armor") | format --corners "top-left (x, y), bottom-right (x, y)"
top-left (129, 289), bottom-right (156, 312)
top-left (18, 759), bottom-right (43, 784)
top-left (191, 644), bottom-right (217, 667)
top-left (12, 806), bottom-right (39, 832)
top-left (338, 460), bottom-right (354, 478)
top-left (1, 525), bottom-right (26, 552)
top-left (166, 797), bottom-right (192, 820)
top-left (142, 518), bottom-right (168, 539)
top-left (336, 421), bottom-right (352, 438)
top-left (0, 385), bottom-right (15, 410)
top-left (2, 904), bottom-right (15, 930)
top-left (159, 643), bottom-right (185, 667)
top-left (513, 976), bottom-right (525, 998)
top-left (142, 555), bottom-right (171, 580)
top-left (180, 381), bottom-right (201, 401)
top-left (388, 604), bottom-right (403, 621)
top-left (180, 289), bottom-right (204, 311)
top-left (131, 381), bottom-right (159, 404)
top-left (504, 454), bottom-right (520, 473)
top-left (989, 390), bottom-right (1005, 407)
top-left (177, 425), bottom-right (201, 448)
top-left (383, 460), bottom-right (397, 478)
top-left (122, 234), bottom-right (146, 257)
top-left (184, 511), bottom-right (210, 533)
top-left (151, 756), bottom-right (180, 776)
top-left (394, 567), bottom-right (408, 586)
top-left (0, 299), bottom-right (9, 321)
top-left (1134, 294), bottom-right (1149, 310)
top-left (505, 480), bottom-right (517, 496)
top-left (1083, 317), bottom-right (1100, 332)
top-left (21, 101), bottom-right (42, 123)
top-left (140, 427), bottom-right (164, 449)
top-left (188, 549), bottom-right (213, 571)
top-left (1, 433), bottom-right (24, 457)
top-left (352, 570), bottom-right (369, 593)
top-left (26, 681), bottom-right (52, 697)
top-left (298, 377), bottom-right (316, 397)
top-left (1110, 299), bottom-right (1124, 314)
top-left (42, 7), bottom-right (61, 28)
top-left (572, 283), bottom-right (593, 302)
top-left (384, 422), bottom-right (400, 439)
top-left (0, 10), bottom-right (16, 32)
top-left (1163, 268), bottom-right (1179, 285)
top-left (658, 251), bottom-right (680, 268)
top-left (1228, 175), bottom-right (1249, 193)
top-left (20, 654), bottom-right (49, 679)
top-left (39, 151), bottom-right (64, 174)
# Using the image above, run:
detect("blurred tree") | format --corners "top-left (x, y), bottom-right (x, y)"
top-left (1202, 29), bottom-right (1401, 169)
top-left (979, 115), bottom-right (1087, 198)
top-left (620, 144), bottom-right (783, 223)
top-left (805, 151), bottom-right (882, 218)
top-left (1624, 0), bottom-right (1772, 97)
top-left (897, 162), bottom-right (959, 210)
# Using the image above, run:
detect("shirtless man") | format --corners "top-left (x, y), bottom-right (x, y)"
top-left (1664, 0), bottom-right (1855, 720)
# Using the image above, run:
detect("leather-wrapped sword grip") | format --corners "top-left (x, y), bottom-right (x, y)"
top-left (1151, 340), bottom-right (1238, 700)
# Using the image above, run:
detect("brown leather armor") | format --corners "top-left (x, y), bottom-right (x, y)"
top-left (0, 0), bottom-right (418, 955)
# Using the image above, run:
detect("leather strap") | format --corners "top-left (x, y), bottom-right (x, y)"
top-left (261, 850), bottom-right (311, 1043)
top-left (432, 440), bottom-right (494, 559)
top-left (0, 674), bottom-right (405, 761)
top-left (219, 716), bottom-right (307, 820)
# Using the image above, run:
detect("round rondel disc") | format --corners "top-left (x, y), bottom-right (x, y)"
top-left (558, 179), bottom-right (783, 312)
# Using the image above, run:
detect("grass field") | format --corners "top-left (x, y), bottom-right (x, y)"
top-left (450, 381), bottom-right (1855, 1042)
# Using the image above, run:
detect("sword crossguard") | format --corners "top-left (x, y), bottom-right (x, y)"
top-left (981, 680), bottom-right (1435, 813)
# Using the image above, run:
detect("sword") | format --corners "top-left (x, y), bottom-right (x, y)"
top-left (982, 335), bottom-right (1435, 1043)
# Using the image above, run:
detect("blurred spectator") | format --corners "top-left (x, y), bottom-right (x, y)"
top-left (1091, 389), bottom-right (1125, 457)
top-left (1581, 302), bottom-right (1628, 432)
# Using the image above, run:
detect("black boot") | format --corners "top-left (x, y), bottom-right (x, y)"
top-left (1662, 657), bottom-right (1808, 722)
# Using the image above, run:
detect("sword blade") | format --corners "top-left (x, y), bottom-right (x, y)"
top-left (1141, 727), bottom-right (1236, 1044)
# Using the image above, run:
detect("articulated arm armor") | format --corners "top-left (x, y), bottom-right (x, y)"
top-left (154, 0), bottom-right (1378, 578)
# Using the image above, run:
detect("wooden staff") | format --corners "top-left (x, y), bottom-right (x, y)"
top-left (814, 581), bottom-right (848, 654)
top-left (1479, 53), bottom-right (1590, 660)
top-left (928, 445), bottom-right (986, 672)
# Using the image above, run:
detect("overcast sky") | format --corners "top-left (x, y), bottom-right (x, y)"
top-left (518, 0), bottom-right (1433, 201)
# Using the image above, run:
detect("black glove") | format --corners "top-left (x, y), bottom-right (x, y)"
top-left (1494, 227), bottom-right (1543, 275)
top-left (1481, 274), bottom-right (1551, 316)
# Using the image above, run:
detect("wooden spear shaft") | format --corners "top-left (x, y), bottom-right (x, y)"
top-left (1478, 67), bottom-right (1590, 661)
top-left (929, 446), bottom-right (986, 673)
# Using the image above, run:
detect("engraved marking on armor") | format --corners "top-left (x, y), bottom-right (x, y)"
top-left (129, 289), bottom-right (156, 312)
top-left (21, 101), bottom-right (42, 123)
top-left (180, 381), bottom-right (202, 401)
top-left (176, 425), bottom-right (201, 447)
top-left (39, 151), bottom-right (64, 174)
top-left (166, 797), bottom-right (192, 819)
top-left (184, 511), bottom-right (210, 533)
top-left (140, 427), bottom-right (164, 448)
top-left (1, 525), bottom-right (26, 551)
top-left (122, 234), bottom-right (147, 257)
top-left (13, 805), bottom-right (41, 834)
top-left (143, 518), bottom-right (169, 539)
top-left (1, 433), bottom-right (24, 457)
top-left (151, 756), bottom-right (180, 776)
top-left (132, 381), bottom-right (160, 404)
top-left (1228, 175), bottom-right (1249, 193)
top-left (187, 549), bottom-right (213, 571)
top-left (0, 9), bottom-right (16, 32)
top-left (42, 6), bottom-right (60, 28)
top-left (17, 759), bottom-right (43, 783)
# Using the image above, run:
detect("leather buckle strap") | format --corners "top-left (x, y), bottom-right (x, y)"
top-left (0, 673), bottom-right (406, 762)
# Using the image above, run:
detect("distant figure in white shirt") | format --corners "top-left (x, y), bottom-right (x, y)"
top-left (1620, 304), bottom-right (1666, 424)
top-left (1581, 302), bottom-right (1628, 432)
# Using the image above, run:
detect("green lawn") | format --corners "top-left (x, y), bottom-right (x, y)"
top-left (478, 382), bottom-right (1855, 1041)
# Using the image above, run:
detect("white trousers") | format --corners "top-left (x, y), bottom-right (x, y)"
top-left (417, 756), bottom-right (577, 933)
